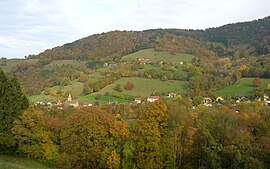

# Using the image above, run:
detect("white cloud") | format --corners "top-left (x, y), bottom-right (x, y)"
top-left (0, 0), bottom-right (269, 58)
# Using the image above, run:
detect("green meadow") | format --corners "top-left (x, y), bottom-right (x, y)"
top-left (213, 78), bottom-right (270, 97)
top-left (123, 48), bottom-right (195, 63)
top-left (95, 77), bottom-right (188, 97)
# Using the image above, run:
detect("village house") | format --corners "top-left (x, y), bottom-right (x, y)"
top-left (36, 101), bottom-right (52, 106)
top-left (147, 96), bottom-right (159, 102)
top-left (108, 100), bottom-right (117, 105)
top-left (133, 98), bottom-right (143, 104)
top-left (166, 93), bottom-right (177, 98)
top-left (54, 100), bottom-right (64, 109)
top-left (264, 94), bottom-right (269, 101)
top-left (216, 96), bottom-right (224, 102)
top-left (263, 94), bottom-right (270, 106)
top-left (203, 97), bottom-right (213, 106)
top-left (235, 96), bottom-right (249, 104)
top-left (82, 102), bottom-right (93, 107)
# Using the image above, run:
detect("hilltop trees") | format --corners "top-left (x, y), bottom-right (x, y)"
top-left (0, 69), bottom-right (29, 153)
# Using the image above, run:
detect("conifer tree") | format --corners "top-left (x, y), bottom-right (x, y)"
top-left (0, 69), bottom-right (29, 153)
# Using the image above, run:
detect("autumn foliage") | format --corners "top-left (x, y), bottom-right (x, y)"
top-left (253, 77), bottom-right (261, 87)
top-left (124, 82), bottom-right (134, 90)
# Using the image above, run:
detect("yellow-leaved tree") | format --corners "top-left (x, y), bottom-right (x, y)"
top-left (12, 109), bottom-right (58, 160)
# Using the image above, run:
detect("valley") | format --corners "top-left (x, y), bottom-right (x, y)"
top-left (1, 16), bottom-right (270, 169)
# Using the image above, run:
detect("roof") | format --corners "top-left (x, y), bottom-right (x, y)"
top-left (147, 96), bottom-right (159, 99)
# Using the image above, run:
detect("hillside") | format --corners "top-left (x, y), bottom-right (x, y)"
top-left (1, 16), bottom-right (269, 103)
top-left (203, 16), bottom-right (270, 53)
top-left (28, 16), bottom-right (270, 61)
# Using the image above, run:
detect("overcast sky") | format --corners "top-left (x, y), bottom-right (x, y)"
top-left (0, 0), bottom-right (269, 58)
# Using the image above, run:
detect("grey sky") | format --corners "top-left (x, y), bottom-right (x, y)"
top-left (0, 0), bottom-right (269, 58)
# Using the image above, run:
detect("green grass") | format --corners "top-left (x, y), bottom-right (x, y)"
top-left (78, 94), bottom-right (129, 105)
top-left (213, 78), bottom-right (270, 97)
top-left (0, 59), bottom-right (39, 73)
top-left (0, 155), bottom-right (51, 169)
top-left (96, 77), bottom-right (188, 97)
top-left (28, 94), bottom-right (47, 103)
top-left (43, 60), bottom-right (86, 69)
top-left (51, 81), bottom-right (84, 98)
top-left (123, 48), bottom-right (195, 63)
top-left (27, 94), bottom-right (65, 103)
top-left (28, 81), bottom-right (84, 103)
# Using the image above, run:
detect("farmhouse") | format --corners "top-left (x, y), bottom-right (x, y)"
top-left (235, 96), bottom-right (249, 104)
top-left (263, 94), bottom-right (270, 106)
top-left (167, 93), bottom-right (177, 98)
top-left (216, 96), bottom-right (224, 102)
top-left (36, 101), bottom-right (52, 106)
top-left (203, 97), bottom-right (213, 106)
top-left (147, 96), bottom-right (159, 102)
top-left (82, 102), bottom-right (93, 107)
top-left (264, 94), bottom-right (269, 101)
top-left (134, 98), bottom-right (143, 104)
top-left (108, 100), bottom-right (117, 105)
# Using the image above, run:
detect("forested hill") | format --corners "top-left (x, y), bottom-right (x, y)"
top-left (30, 16), bottom-right (270, 60)
top-left (31, 31), bottom-right (157, 60)
top-left (202, 16), bottom-right (270, 54)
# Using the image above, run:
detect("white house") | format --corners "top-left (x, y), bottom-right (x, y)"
top-left (147, 96), bottom-right (159, 102)
top-left (167, 93), bottom-right (177, 98)
top-left (203, 97), bottom-right (213, 107)
top-left (134, 98), bottom-right (143, 104)
top-left (82, 102), bottom-right (93, 107)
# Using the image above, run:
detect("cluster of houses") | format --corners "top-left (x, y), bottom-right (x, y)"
top-left (36, 94), bottom-right (92, 109)
top-left (135, 56), bottom-right (185, 66)
top-left (36, 92), bottom-right (270, 110)
top-left (133, 96), bottom-right (160, 104)
top-left (133, 92), bottom-right (179, 104)
top-left (197, 94), bottom-right (270, 108)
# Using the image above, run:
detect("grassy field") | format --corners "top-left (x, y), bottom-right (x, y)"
top-left (123, 48), bottom-right (195, 63)
top-left (28, 94), bottom-right (66, 103)
top-left (28, 81), bottom-right (84, 103)
top-left (43, 60), bottom-right (87, 69)
top-left (0, 59), bottom-right (39, 73)
top-left (78, 94), bottom-right (129, 105)
top-left (51, 81), bottom-right (84, 98)
top-left (28, 94), bottom-right (47, 103)
top-left (95, 77), bottom-right (188, 97)
top-left (213, 78), bottom-right (270, 97)
top-left (0, 155), bottom-right (51, 169)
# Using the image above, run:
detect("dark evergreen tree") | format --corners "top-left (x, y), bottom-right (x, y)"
top-left (0, 69), bottom-right (29, 153)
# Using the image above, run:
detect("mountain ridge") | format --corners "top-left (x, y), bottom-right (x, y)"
top-left (28, 16), bottom-right (270, 61)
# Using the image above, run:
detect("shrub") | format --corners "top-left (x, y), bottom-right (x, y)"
top-left (95, 93), bottom-right (102, 100)
top-left (114, 84), bottom-right (123, 92)
top-left (124, 82), bottom-right (134, 90)
top-left (253, 77), bottom-right (261, 87)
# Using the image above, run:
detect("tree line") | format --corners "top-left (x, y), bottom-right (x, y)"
top-left (1, 69), bottom-right (270, 168)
